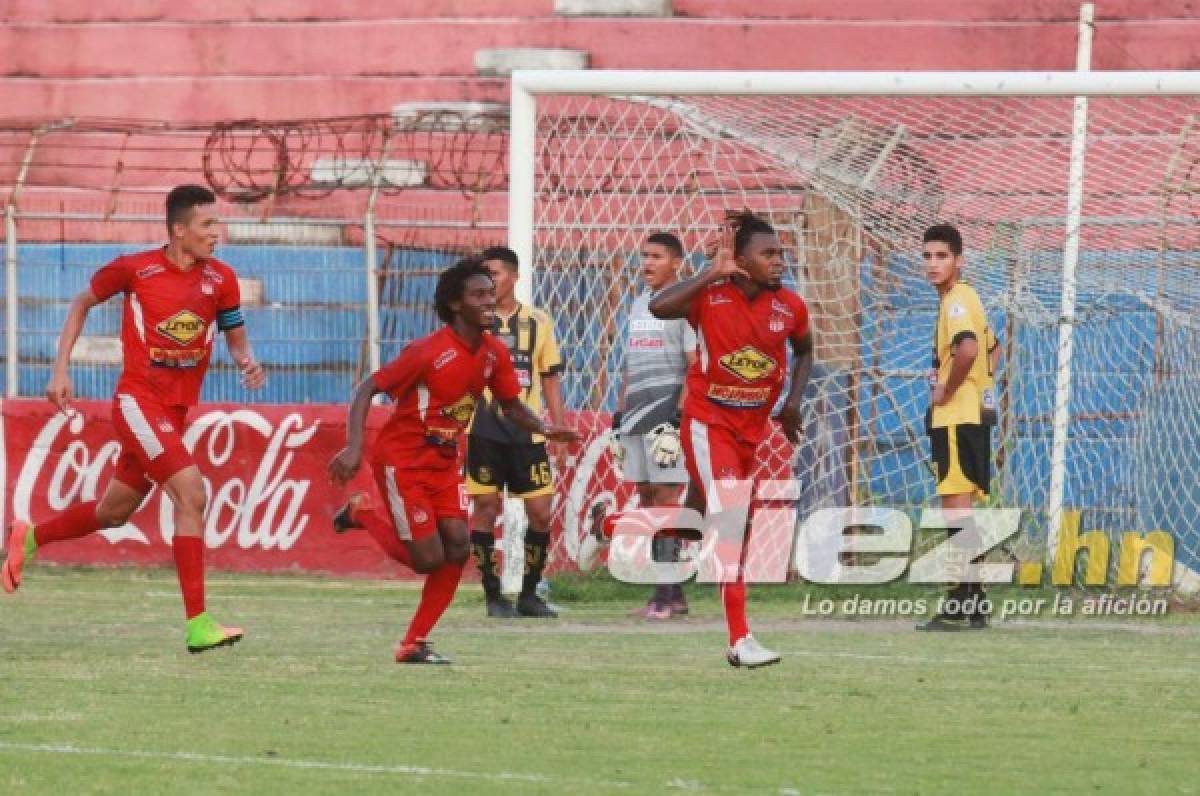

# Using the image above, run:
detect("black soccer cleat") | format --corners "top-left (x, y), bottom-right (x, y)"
top-left (395, 640), bottom-right (453, 664)
top-left (486, 594), bottom-right (518, 619)
top-left (916, 614), bottom-right (966, 632)
top-left (333, 493), bottom-right (369, 534)
top-left (516, 593), bottom-right (558, 619)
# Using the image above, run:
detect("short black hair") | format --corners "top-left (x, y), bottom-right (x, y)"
top-left (728, 210), bottom-right (776, 257)
top-left (481, 245), bottom-right (519, 273)
top-left (166, 184), bottom-right (216, 233)
top-left (644, 232), bottom-right (684, 259)
top-left (923, 223), bottom-right (963, 256)
top-left (434, 256), bottom-right (493, 324)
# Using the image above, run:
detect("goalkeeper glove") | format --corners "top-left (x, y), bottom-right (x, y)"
top-left (609, 411), bottom-right (625, 467)
top-left (647, 420), bottom-right (683, 468)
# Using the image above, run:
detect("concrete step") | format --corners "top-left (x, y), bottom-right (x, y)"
top-left (475, 48), bottom-right (589, 76)
top-left (0, 75), bottom-right (509, 121)
top-left (672, 0), bottom-right (1200, 21)
top-left (555, 0), bottom-right (671, 16)
top-left (6, 17), bottom-right (1200, 83)
top-left (0, 0), bottom-right (556, 23)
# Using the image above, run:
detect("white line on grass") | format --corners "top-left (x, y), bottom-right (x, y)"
top-left (0, 741), bottom-right (790, 793)
top-left (0, 741), bottom-right (635, 790)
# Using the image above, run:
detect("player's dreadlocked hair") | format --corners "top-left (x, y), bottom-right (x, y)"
top-left (727, 210), bottom-right (776, 257)
top-left (434, 256), bottom-right (493, 324)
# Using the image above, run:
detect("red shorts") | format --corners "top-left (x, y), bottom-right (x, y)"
top-left (110, 393), bottom-right (194, 492)
top-left (680, 416), bottom-right (758, 512)
top-left (372, 459), bottom-right (467, 542)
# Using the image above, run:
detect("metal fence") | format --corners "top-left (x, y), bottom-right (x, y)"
top-left (1, 112), bottom-right (511, 403)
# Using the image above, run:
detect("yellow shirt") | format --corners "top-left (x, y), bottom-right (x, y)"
top-left (471, 302), bottom-right (564, 443)
top-left (930, 282), bottom-right (997, 428)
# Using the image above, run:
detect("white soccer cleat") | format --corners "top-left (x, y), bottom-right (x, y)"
top-left (726, 634), bottom-right (781, 669)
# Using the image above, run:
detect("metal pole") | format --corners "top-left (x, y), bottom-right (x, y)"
top-left (1045, 2), bottom-right (1094, 566)
top-left (363, 130), bottom-right (394, 376)
top-left (508, 82), bottom-right (537, 304)
top-left (5, 128), bottom-right (46, 398)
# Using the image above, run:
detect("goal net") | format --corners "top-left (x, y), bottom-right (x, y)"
top-left (509, 72), bottom-right (1200, 591)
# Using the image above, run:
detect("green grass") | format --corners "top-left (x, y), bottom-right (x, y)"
top-left (1, 567), bottom-right (1198, 795)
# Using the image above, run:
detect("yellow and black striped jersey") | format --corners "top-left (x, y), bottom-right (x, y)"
top-left (930, 282), bottom-right (997, 428)
top-left (471, 302), bottom-right (563, 444)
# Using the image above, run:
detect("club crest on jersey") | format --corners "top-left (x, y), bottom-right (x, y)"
top-left (412, 508), bottom-right (430, 525)
top-left (433, 349), bottom-right (458, 370)
top-left (441, 394), bottom-right (476, 425)
top-left (719, 346), bottom-right (777, 382)
top-left (768, 316), bottom-right (785, 333)
top-left (157, 419), bottom-right (174, 433)
top-left (156, 309), bottom-right (206, 345)
top-left (201, 283), bottom-right (215, 295)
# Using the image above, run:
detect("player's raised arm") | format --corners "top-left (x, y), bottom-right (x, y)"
top-left (46, 288), bottom-right (103, 414)
top-left (649, 225), bottom-right (747, 320)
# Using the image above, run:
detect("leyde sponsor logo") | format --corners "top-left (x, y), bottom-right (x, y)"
top-left (718, 346), bottom-right (776, 382)
top-left (157, 309), bottom-right (206, 345)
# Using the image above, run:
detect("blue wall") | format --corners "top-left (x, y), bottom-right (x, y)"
top-left (5, 242), bottom-right (1196, 557)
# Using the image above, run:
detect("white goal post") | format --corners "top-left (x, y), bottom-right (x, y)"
top-left (508, 69), bottom-right (1200, 588)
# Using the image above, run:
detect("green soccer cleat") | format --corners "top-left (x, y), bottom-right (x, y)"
top-left (186, 612), bottom-right (244, 654)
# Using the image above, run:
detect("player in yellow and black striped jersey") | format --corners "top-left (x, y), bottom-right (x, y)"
top-left (466, 246), bottom-right (568, 619)
top-left (917, 223), bottom-right (1002, 632)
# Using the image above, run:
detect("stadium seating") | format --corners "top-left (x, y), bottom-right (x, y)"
top-left (1, 1), bottom-right (1197, 121)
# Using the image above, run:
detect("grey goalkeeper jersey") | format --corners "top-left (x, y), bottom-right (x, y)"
top-left (620, 288), bottom-right (697, 435)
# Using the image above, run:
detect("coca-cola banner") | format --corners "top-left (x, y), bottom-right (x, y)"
top-left (0, 399), bottom-right (629, 578)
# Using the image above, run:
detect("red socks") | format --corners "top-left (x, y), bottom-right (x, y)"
top-left (172, 535), bottom-right (206, 620)
top-left (721, 580), bottom-right (749, 645)
top-left (357, 508), bottom-right (413, 568)
top-left (32, 501), bottom-right (102, 547)
top-left (403, 560), bottom-right (465, 646)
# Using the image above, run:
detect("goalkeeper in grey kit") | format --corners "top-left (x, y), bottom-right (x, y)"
top-left (589, 232), bottom-right (697, 619)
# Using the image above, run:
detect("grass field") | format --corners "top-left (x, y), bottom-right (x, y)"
top-left (1, 568), bottom-right (1197, 795)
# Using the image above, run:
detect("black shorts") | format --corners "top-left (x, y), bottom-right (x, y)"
top-left (929, 424), bottom-right (991, 498)
top-left (464, 435), bottom-right (554, 499)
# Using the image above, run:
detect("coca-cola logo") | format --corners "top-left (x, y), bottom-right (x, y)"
top-left (554, 428), bottom-right (639, 564)
top-left (11, 408), bottom-right (319, 551)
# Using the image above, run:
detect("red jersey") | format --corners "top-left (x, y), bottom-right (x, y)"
top-left (90, 248), bottom-right (243, 409)
top-left (372, 326), bottom-right (521, 471)
top-left (684, 281), bottom-right (810, 444)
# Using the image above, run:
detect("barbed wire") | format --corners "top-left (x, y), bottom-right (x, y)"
top-left (1, 109), bottom-right (514, 203)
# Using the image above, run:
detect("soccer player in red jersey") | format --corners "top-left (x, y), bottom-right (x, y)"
top-left (2, 185), bottom-right (266, 653)
top-left (650, 211), bottom-right (813, 668)
top-left (328, 257), bottom-right (577, 664)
